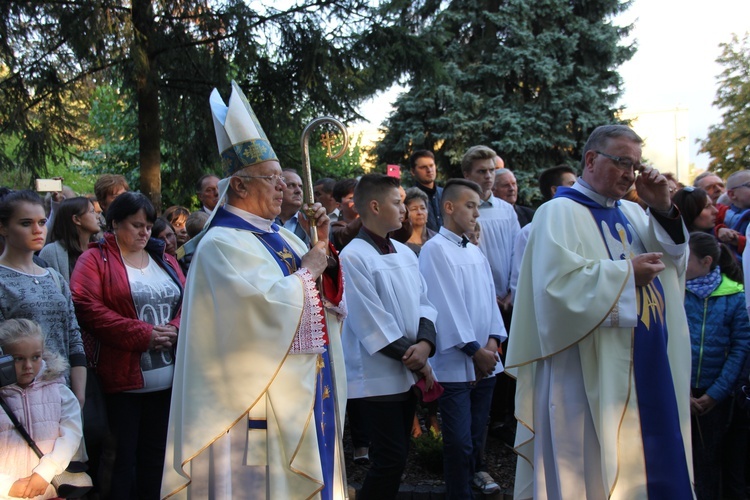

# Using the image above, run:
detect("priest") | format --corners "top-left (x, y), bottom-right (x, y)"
top-left (506, 125), bottom-right (694, 499)
top-left (161, 82), bottom-right (347, 499)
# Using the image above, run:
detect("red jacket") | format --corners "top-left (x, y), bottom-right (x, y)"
top-left (70, 233), bottom-right (185, 393)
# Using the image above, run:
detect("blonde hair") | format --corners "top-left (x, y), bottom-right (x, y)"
top-left (0, 318), bottom-right (45, 350)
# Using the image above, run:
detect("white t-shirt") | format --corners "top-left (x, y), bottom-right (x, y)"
top-left (124, 255), bottom-right (181, 392)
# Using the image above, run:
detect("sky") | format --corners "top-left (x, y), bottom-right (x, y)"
top-left (356, 0), bottom-right (750, 174)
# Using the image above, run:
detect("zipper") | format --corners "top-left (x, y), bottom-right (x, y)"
top-left (695, 297), bottom-right (709, 387)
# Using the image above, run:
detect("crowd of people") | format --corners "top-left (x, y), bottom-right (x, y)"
top-left (1, 83), bottom-right (749, 500)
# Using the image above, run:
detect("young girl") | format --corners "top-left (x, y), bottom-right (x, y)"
top-left (0, 190), bottom-right (86, 406)
top-left (0, 318), bottom-right (83, 499)
top-left (685, 232), bottom-right (750, 499)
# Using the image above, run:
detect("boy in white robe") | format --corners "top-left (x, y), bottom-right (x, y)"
top-left (418, 179), bottom-right (507, 498)
top-left (340, 174), bottom-right (438, 500)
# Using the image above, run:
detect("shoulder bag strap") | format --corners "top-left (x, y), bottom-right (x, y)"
top-left (0, 394), bottom-right (44, 459)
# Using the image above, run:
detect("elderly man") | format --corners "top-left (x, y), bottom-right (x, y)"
top-left (492, 168), bottom-right (535, 227)
top-left (694, 171), bottom-right (726, 205)
top-left (275, 169), bottom-right (311, 245)
top-left (195, 173), bottom-right (220, 213)
top-left (162, 82), bottom-right (347, 499)
top-left (507, 125), bottom-right (693, 499)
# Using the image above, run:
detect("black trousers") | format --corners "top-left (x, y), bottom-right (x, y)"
top-left (105, 389), bottom-right (171, 500)
top-left (357, 392), bottom-right (417, 500)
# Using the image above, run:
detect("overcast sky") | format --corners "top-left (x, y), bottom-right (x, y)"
top-left (617, 0), bottom-right (750, 171)
top-left (357, 1), bottom-right (750, 171)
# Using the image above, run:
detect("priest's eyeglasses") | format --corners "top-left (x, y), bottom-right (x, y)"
top-left (234, 173), bottom-right (286, 185)
top-left (595, 151), bottom-right (644, 172)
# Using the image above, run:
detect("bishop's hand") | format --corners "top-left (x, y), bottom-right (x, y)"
top-left (299, 202), bottom-right (330, 245)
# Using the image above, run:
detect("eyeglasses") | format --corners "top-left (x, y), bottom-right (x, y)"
top-left (234, 173), bottom-right (286, 185)
top-left (595, 151), bottom-right (644, 172)
top-left (729, 182), bottom-right (750, 191)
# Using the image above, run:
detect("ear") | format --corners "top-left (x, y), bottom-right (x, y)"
top-left (584, 150), bottom-right (597, 173)
top-left (229, 176), bottom-right (248, 198)
top-left (72, 214), bottom-right (82, 226)
top-left (369, 198), bottom-right (380, 216)
top-left (551, 185), bottom-right (558, 197)
top-left (443, 200), bottom-right (454, 216)
top-left (701, 255), bottom-right (714, 268)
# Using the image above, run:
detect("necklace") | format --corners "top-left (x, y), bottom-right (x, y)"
top-left (0, 260), bottom-right (41, 284)
top-left (121, 250), bottom-right (147, 275)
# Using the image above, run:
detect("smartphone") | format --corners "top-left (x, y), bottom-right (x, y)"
top-left (35, 178), bottom-right (63, 192)
top-left (386, 164), bottom-right (401, 178)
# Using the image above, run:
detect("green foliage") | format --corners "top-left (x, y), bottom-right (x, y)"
top-left (307, 131), bottom-right (366, 181)
top-left (0, 0), bottom-right (415, 207)
top-left (80, 86), bottom-right (139, 181)
top-left (376, 0), bottom-right (634, 180)
top-left (699, 32), bottom-right (750, 178)
top-left (411, 427), bottom-right (443, 474)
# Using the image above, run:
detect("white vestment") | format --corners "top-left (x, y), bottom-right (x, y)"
top-left (340, 238), bottom-right (437, 398)
top-left (161, 221), bottom-right (346, 500)
top-left (506, 191), bottom-right (693, 500)
top-left (418, 228), bottom-right (506, 383)
top-left (476, 195), bottom-right (520, 299)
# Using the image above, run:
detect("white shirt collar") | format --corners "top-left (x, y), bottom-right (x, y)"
top-left (224, 204), bottom-right (277, 233)
top-left (573, 177), bottom-right (618, 208)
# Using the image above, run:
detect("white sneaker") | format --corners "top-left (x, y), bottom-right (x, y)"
top-left (472, 471), bottom-right (500, 494)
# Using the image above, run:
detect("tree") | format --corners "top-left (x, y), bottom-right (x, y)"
top-left (375, 0), bottom-right (635, 180)
top-left (0, 0), bottom-right (409, 208)
top-left (699, 32), bottom-right (750, 177)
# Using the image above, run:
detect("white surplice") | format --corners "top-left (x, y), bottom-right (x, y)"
top-left (340, 238), bottom-right (437, 398)
top-left (476, 195), bottom-right (520, 299)
top-left (418, 228), bottom-right (506, 383)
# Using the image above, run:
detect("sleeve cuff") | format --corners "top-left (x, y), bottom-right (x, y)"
top-left (460, 341), bottom-right (481, 357)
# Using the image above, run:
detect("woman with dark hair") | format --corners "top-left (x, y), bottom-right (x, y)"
top-left (152, 217), bottom-right (178, 257)
top-left (40, 196), bottom-right (101, 281)
top-left (70, 191), bottom-right (186, 499)
top-left (684, 231), bottom-right (750, 499)
top-left (0, 189), bottom-right (86, 405)
top-left (163, 205), bottom-right (190, 247)
top-left (673, 187), bottom-right (718, 232)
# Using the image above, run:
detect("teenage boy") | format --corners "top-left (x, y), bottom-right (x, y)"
top-left (418, 179), bottom-right (507, 498)
top-left (340, 173), bottom-right (438, 500)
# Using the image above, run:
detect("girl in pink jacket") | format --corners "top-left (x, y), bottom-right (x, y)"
top-left (0, 318), bottom-right (82, 499)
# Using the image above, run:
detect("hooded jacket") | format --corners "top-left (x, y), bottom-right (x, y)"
top-left (0, 351), bottom-right (82, 499)
top-left (685, 274), bottom-right (750, 402)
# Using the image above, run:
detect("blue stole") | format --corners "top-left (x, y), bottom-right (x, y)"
top-left (209, 207), bottom-right (335, 499)
top-left (556, 189), bottom-right (691, 498)
top-left (208, 207), bottom-right (302, 274)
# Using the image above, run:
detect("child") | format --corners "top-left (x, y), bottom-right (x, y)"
top-left (418, 179), bottom-right (506, 498)
top-left (684, 232), bottom-right (750, 499)
top-left (340, 174), bottom-right (438, 500)
top-left (0, 318), bottom-right (83, 499)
